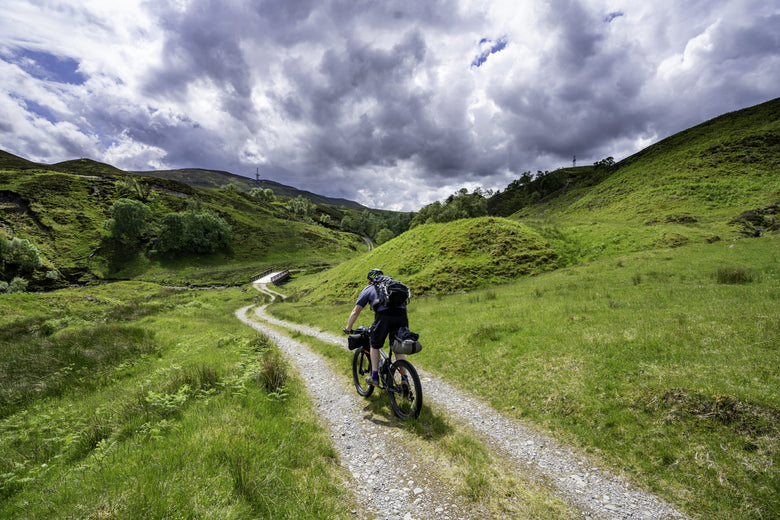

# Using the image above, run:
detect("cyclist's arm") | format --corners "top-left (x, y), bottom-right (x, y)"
top-left (345, 304), bottom-right (364, 332)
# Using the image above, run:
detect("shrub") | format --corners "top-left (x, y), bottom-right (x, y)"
top-left (3, 237), bottom-right (42, 273)
top-left (249, 187), bottom-right (276, 202)
top-left (155, 209), bottom-right (231, 255)
top-left (8, 276), bottom-right (28, 293)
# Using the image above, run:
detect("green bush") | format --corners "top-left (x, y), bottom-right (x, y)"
top-left (375, 228), bottom-right (394, 244)
top-left (250, 187), bottom-right (275, 202)
top-left (2, 238), bottom-right (42, 273)
top-left (155, 210), bottom-right (231, 255)
top-left (105, 198), bottom-right (152, 246)
top-left (8, 277), bottom-right (28, 293)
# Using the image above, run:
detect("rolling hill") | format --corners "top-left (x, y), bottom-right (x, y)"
top-left (286, 97), bottom-right (780, 301)
top-left (288, 217), bottom-right (559, 302)
top-left (509, 97), bottom-right (780, 227)
top-left (0, 155), bottom-right (365, 287)
top-left (132, 167), bottom-right (366, 209)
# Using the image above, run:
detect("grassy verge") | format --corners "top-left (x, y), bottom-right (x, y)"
top-left (0, 283), bottom-right (354, 519)
top-left (268, 234), bottom-right (780, 520)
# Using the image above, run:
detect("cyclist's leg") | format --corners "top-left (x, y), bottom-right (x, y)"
top-left (369, 315), bottom-right (391, 379)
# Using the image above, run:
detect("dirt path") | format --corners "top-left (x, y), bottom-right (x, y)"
top-left (238, 280), bottom-right (689, 520)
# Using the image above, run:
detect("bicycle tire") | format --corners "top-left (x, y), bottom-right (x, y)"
top-left (352, 348), bottom-right (374, 397)
top-left (387, 359), bottom-right (422, 420)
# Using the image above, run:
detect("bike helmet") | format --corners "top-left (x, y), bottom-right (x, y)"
top-left (367, 268), bottom-right (383, 281)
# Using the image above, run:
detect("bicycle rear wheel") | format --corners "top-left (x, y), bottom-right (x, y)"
top-left (352, 348), bottom-right (374, 397)
top-left (387, 359), bottom-right (422, 420)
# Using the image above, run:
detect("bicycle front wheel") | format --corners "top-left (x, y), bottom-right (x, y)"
top-left (387, 359), bottom-right (422, 420)
top-left (352, 349), bottom-right (374, 397)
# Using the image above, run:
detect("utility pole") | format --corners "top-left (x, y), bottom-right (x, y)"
top-left (573, 155), bottom-right (576, 168)
top-left (255, 167), bottom-right (260, 187)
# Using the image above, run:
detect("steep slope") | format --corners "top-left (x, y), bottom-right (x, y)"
top-left (287, 217), bottom-right (558, 302)
top-left (515, 97), bottom-right (780, 227)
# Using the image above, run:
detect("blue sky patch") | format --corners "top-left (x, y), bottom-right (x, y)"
top-left (22, 97), bottom-right (58, 124)
top-left (472, 36), bottom-right (508, 68)
top-left (12, 48), bottom-right (87, 85)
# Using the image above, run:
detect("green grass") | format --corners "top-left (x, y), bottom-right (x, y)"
top-left (0, 283), bottom-right (354, 518)
top-left (515, 98), bottom-right (780, 227)
top-left (283, 216), bottom-right (559, 302)
top-left (0, 167), bottom-right (365, 286)
top-left (268, 234), bottom-right (780, 520)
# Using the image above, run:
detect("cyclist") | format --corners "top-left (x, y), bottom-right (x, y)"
top-left (344, 268), bottom-right (407, 386)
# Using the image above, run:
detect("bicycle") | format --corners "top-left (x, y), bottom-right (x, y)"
top-left (345, 327), bottom-right (423, 420)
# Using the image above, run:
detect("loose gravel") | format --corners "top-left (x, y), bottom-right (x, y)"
top-left (237, 282), bottom-right (690, 520)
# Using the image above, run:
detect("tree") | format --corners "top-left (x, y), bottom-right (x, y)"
top-left (375, 228), bottom-right (394, 245)
top-left (155, 209), bottom-right (231, 255)
top-left (250, 187), bottom-right (275, 202)
top-left (410, 188), bottom-right (487, 227)
top-left (594, 156), bottom-right (615, 169)
top-left (287, 195), bottom-right (315, 217)
top-left (105, 198), bottom-right (152, 246)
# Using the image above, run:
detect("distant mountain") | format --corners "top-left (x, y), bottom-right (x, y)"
top-left (0, 150), bottom-right (365, 209)
top-left (132, 168), bottom-right (366, 209)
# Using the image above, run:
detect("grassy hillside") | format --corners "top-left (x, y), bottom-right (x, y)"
top-left (267, 98), bottom-right (780, 519)
top-left (0, 158), bottom-right (364, 286)
top-left (285, 217), bottom-right (559, 303)
top-left (270, 233), bottom-right (780, 520)
top-left (516, 97), bottom-right (780, 227)
top-left (1, 97), bottom-right (778, 518)
top-left (483, 98), bottom-right (776, 267)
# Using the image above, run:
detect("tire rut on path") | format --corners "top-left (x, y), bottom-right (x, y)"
top-left (238, 287), bottom-right (689, 520)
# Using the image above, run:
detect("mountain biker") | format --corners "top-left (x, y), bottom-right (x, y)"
top-left (344, 268), bottom-right (407, 386)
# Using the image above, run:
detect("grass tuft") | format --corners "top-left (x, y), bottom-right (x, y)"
top-left (714, 266), bottom-right (754, 284)
top-left (257, 349), bottom-right (289, 393)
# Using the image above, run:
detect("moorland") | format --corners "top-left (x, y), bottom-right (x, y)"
top-left (1, 97), bottom-right (778, 519)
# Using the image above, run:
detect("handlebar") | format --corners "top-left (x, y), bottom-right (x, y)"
top-left (343, 327), bottom-right (368, 335)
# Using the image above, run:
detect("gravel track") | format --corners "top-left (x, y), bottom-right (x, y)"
top-left (237, 282), bottom-right (689, 520)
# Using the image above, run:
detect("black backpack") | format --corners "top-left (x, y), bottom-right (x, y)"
top-left (372, 274), bottom-right (410, 307)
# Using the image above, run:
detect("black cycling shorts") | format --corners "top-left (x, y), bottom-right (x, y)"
top-left (369, 308), bottom-right (408, 350)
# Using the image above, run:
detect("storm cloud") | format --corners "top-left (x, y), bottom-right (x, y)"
top-left (1, 0), bottom-right (778, 210)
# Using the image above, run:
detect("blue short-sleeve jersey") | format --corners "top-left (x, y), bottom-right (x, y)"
top-left (356, 284), bottom-right (406, 313)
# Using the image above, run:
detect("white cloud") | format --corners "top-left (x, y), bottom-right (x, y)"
top-left (1, 0), bottom-right (778, 210)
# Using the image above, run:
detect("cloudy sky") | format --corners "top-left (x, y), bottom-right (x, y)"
top-left (1, 1), bottom-right (778, 210)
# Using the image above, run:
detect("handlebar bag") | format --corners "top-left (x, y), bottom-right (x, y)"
top-left (348, 333), bottom-right (369, 350)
